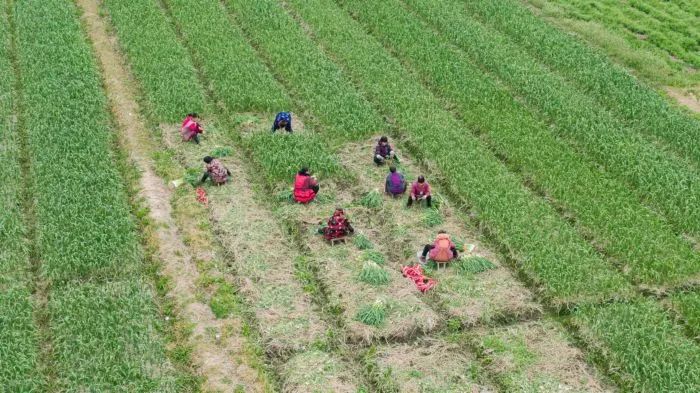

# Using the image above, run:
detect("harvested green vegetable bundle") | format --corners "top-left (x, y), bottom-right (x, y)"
top-left (356, 300), bottom-right (387, 326)
top-left (456, 257), bottom-right (496, 274)
top-left (358, 261), bottom-right (390, 286)
top-left (358, 189), bottom-right (382, 208)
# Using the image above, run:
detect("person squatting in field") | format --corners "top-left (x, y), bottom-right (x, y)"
top-left (293, 167), bottom-right (319, 204)
top-left (420, 230), bottom-right (458, 264)
top-left (271, 111), bottom-right (293, 133)
top-left (407, 175), bottom-right (432, 207)
top-left (385, 165), bottom-right (407, 197)
top-left (181, 112), bottom-right (204, 144)
top-left (200, 156), bottom-right (231, 185)
top-left (373, 135), bottom-right (395, 165)
top-left (319, 208), bottom-right (355, 241)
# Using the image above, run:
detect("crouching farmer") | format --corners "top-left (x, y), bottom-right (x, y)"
top-left (385, 166), bottom-right (406, 197)
top-left (320, 208), bottom-right (354, 242)
top-left (407, 175), bottom-right (431, 208)
top-left (373, 136), bottom-right (395, 165)
top-left (181, 113), bottom-right (204, 144)
top-left (419, 230), bottom-right (458, 264)
top-left (293, 167), bottom-right (319, 204)
top-left (272, 111), bottom-right (293, 133)
top-left (200, 156), bottom-right (230, 185)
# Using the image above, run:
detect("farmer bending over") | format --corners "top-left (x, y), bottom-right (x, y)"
top-left (181, 112), bottom-right (204, 144)
top-left (272, 111), bottom-right (293, 133)
top-left (407, 175), bottom-right (431, 208)
top-left (320, 208), bottom-right (354, 241)
top-left (293, 167), bottom-right (319, 204)
top-left (419, 230), bottom-right (458, 264)
top-left (385, 166), bottom-right (406, 197)
top-left (374, 136), bottom-right (395, 165)
top-left (200, 156), bottom-right (231, 185)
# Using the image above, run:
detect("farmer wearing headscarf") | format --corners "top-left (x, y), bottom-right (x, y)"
top-left (373, 136), bottom-right (395, 165)
top-left (271, 111), bottom-right (293, 133)
top-left (321, 208), bottom-right (355, 241)
top-left (293, 167), bottom-right (319, 204)
top-left (385, 166), bottom-right (407, 197)
top-left (200, 156), bottom-right (231, 185)
top-left (181, 112), bottom-right (204, 144)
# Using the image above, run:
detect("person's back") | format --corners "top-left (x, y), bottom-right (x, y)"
top-left (429, 233), bottom-right (454, 262)
top-left (181, 113), bottom-right (203, 143)
top-left (293, 168), bottom-right (318, 203)
top-left (272, 112), bottom-right (293, 133)
top-left (385, 166), bottom-right (406, 196)
top-left (207, 159), bottom-right (228, 185)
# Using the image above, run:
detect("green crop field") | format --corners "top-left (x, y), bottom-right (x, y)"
top-left (1, 0), bottom-right (699, 391)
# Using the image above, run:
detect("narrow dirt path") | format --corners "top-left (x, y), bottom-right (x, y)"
top-left (76, 1), bottom-right (265, 391)
top-left (666, 87), bottom-right (700, 114)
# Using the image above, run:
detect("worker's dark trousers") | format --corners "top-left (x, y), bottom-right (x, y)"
top-left (311, 184), bottom-right (320, 194)
top-left (422, 244), bottom-right (458, 259)
top-left (407, 195), bottom-right (431, 207)
top-left (192, 134), bottom-right (200, 144)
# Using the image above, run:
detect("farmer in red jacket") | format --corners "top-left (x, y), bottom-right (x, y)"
top-left (293, 167), bottom-right (319, 204)
top-left (181, 113), bottom-right (204, 144)
top-left (419, 230), bottom-right (458, 264)
top-left (320, 208), bottom-right (355, 241)
top-left (407, 175), bottom-right (431, 208)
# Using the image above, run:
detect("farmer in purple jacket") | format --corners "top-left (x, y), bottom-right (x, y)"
top-left (385, 166), bottom-right (407, 197)
top-left (373, 136), bottom-right (395, 165)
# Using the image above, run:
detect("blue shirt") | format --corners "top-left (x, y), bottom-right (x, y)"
top-left (272, 112), bottom-right (293, 132)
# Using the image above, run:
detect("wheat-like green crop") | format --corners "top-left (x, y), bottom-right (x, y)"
top-left (358, 261), bottom-right (390, 286)
top-left (356, 301), bottom-right (387, 327)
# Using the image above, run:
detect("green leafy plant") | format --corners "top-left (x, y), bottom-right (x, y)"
top-left (355, 301), bottom-right (387, 327)
top-left (358, 189), bottom-right (382, 209)
top-left (456, 257), bottom-right (496, 274)
top-left (353, 234), bottom-right (373, 250)
top-left (362, 250), bottom-right (386, 265)
top-left (423, 208), bottom-right (443, 227)
top-left (210, 146), bottom-right (233, 158)
top-left (184, 167), bottom-right (202, 186)
top-left (358, 261), bottom-right (390, 286)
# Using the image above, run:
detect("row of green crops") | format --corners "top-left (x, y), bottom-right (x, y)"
top-left (672, 291), bottom-right (700, 339)
top-left (101, 0), bottom-right (204, 122)
top-left (236, 0), bottom-right (631, 306)
top-left (537, 0), bottom-right (700, 69)
top-left (402, 0), bottom-right (700, 239)
top-left (571, 299), bottom-right (700, 392)
top-left (223, 0), bottom-right (384, 145)
top-left (160, 0), bottom-right (289, 113)
top-left (0, 1), bottom-right (41, 389)
top-left (15, 0), bottom-right (178, 389)
top-left (462, 0), bottom-right (700, 180)
top-left (337, 0), bottom-right (700, 286)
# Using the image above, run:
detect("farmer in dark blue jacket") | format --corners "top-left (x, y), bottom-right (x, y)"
top-left (271, 111), bottom-right (293, 133)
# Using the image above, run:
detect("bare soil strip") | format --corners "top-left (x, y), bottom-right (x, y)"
top-left (666, 87), bottom-right (700, 114)
top-left (470, 319), bottom-right (616, 392)
top-left (76, 1), bottom-right (266, 390)
top-left (338, 138), bottom-right (541, 326)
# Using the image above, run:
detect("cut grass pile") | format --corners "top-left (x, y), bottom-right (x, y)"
top-left (355, 300), bottom-right (388, 327)
top-left (358, 261), bottom-right (390, 286)
top-left (101, 0), bottom-right (204, 122)
top-left (349, 0), bottom-right (700, 287)
top-left (357, 189), bottom-right (383, 209)
top-left (280, 350), bottom-right (361, 393)
top-left (571, 299), bottom-right (700, 392)
top-left (286, 0), bottom-right (631, 305)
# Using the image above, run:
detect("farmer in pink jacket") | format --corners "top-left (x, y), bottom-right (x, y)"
top-left (181, 113), bottom-right (204, 144)
top-left (407, 175), bottom-right (432, 208)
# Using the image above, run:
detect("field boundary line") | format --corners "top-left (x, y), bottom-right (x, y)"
top-left (6, 0), bottom-right (55, 387)
top-left (75, 0), bottom-right (269, 390)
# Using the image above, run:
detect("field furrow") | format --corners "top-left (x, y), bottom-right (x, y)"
top-left (268, 0), bottom-right (630, 306)
top-left (0, 0), bottom-right (42, 389)
top-left (14, 0), bottom-right (181, 389)
top-left (336, 0), bottom-right (700, 288)
top-left (474, 0), bottom-right (700, 148)
top-left (402, 0), bottom-right (700, 241)
top-left (570, 299), bottom-right (700, 392)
